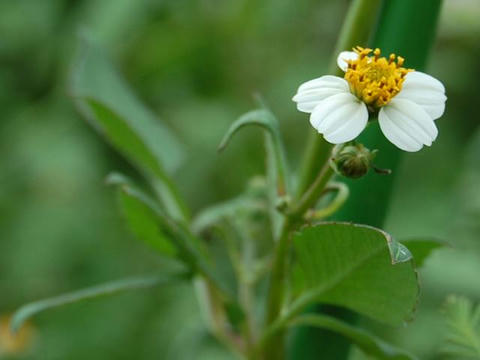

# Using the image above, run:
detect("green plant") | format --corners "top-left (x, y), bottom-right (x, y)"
top-left (442, 295), bottom-right (480, 359)
top-left (9, 1), bottom-right (447, 359)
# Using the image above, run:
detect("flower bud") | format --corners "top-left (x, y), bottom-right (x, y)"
top-left (275, 195), bottom-right (291, 212)
top-left (330, 143), bottom-right (377, 179)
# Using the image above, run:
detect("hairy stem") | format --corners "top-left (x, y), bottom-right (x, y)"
top-left (262, 156), bottom-right (335, 360)
top-left (288, 162), bottom-right (335, 221)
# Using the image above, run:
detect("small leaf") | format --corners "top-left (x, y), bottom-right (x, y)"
top-left (11, 273), bottom-right (187, 333)
top-left (70, 37), bottom-right (188, 221)
top-left (218, 109), bottom-right (277, 152)
top-left (218, 108), bottom-right (290, 238)
top-left (192, 196), bottom-right (262, 234)
top-left (290, 222), bottom-right (419, 325)
top-left (108, 175), bottom-right (198, 260)
top-left (120, 189), bottom-right (176, 256)
top-left (117, 181), bottom-right (177, 257)
top-left (442, 295), bottom-right (480, 359)
top-left (107, 173), bottom-right (177, 256)
top-left (191, 179), bottom-right (267, 235)
top-left (401, 238), bottom-right (446, 267)
top-left (289, 314), bottom-right (417, 360)
top-left (108, 174), bottom-right (234, 298)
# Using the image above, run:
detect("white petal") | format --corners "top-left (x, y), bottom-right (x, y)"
top-left (402, 71), bottom-right (445, 92)
top-left (337, 51), bottom-right (358, 72)
top-left (379, 98), bottom-right (438, 152)
top-left (396, 71), bottom-right (447, 120)
top-left (293, 76), bottom-right (350, 113)
top-left (310, 92), bottom-right (368, 144)
top-left (297, 75), bottom-right (349, 92)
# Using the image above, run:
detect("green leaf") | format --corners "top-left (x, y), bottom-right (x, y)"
top-left (106, 173), bottom-right (177, 257)
top-left (289, 314), bottom-right (417, 360)
top-left (401, 238), bottom-right (446, 267)
top-left (218, 108), bottom-right (289, 237)
top-left (217, 109), bottom-right (280, 156)
top-left (120, 189), bottom-right (176, 256)
top-left (191, 178), bottom-right (267, 235)
top-left (290, 223), bottom-right (419, 326)
top-left (107, 174), bottom-right (198, 259)
top-left (70, 37), bottom-right (188, 221)
top-left (107, 174), bottom-right (234, 298)
top-left (442, 295), bottom-right (480, 359)
top-left (192, 196), bottom-right (263, 234)
top-left (10, 273), bottom-right (187, 333)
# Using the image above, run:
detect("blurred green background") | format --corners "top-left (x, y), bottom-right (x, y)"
top-left (1, 0), bottom-right (479, 359)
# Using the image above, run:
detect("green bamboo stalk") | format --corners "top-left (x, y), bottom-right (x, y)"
top-left (289, 1), bottom-right (444, 359)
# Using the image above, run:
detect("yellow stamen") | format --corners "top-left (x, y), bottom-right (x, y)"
top-left (344, 47), bottom-right (413, 108)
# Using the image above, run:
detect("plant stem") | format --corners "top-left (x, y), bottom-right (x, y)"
top-left (288, 162), bottom-right (335, 221)
top-left (296, 0), bottom-right (382, 197)
top-left (194, 278), bottom-right (244, 358)
top-left (308, 182), bottom-right (350, 220)
top-left (237, 223), bottom-right (259, 358)
top-left (261, 219), bottom-right (291, 360)
top-left (262, 0), bottom-right (383, 358)
top-left (262, 158), bottom-right (335, 359)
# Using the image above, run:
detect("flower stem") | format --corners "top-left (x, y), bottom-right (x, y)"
top-left (296, 0), bottom-right (382, 197)
top-left (262, 158), bottom-right (335, 360)
top-left (307, 182), bottom-right (350, 220)
top-left (288, 162), bottom-right (335, 221)
top-left (262, 0), bottom-right (383, 358)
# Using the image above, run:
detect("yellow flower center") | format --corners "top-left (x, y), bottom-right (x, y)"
top-left (344, 47), bottom-right (413, 109)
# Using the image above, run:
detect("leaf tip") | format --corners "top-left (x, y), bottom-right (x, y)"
top-left (216, 139), bottom-right (228, 153)
top-left (9, 306), bottom-right (30, 335)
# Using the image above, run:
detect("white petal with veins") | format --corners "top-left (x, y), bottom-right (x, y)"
top-left (396, 71), bottom-right (447, 120)
top-left (293, 76), bottom-right (350, 113)
top-left (310, 92), bottom-right (368, 144)
top-left (379, 98), bottom-right (438, 152)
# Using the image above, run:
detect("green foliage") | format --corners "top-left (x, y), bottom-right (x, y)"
top-left (290, 223), bottom-right (418, 325)
top-left (452, 129), bottom-right (480, 251)
top-left (191, 177), bottom-right (267, 235)
top-left (106, 173), bottom-right (239, 303)
top-left (106, 173), bottom-right (177, 257)
top-left (70, 38), bottom-right (184, 176)
top-left (442, 295), bottom-right (480, 359)
top-left (218, 108), bottom-right (290, 238)
top-left (400, 238), bottom-right (446, 268)
top-left (70, 38), bottom-right (188, 221)
top-left (106, 173), bottom-right (234, 298)
top-left (289, 314), bottom-right (417, 360)
top-left (10, 273), bottom-right (186, 333)
top-left (2, 0), bottom-right (476, 359)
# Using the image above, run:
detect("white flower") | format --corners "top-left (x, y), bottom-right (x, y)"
top-left (292, 47), bottom-right (447, 152)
